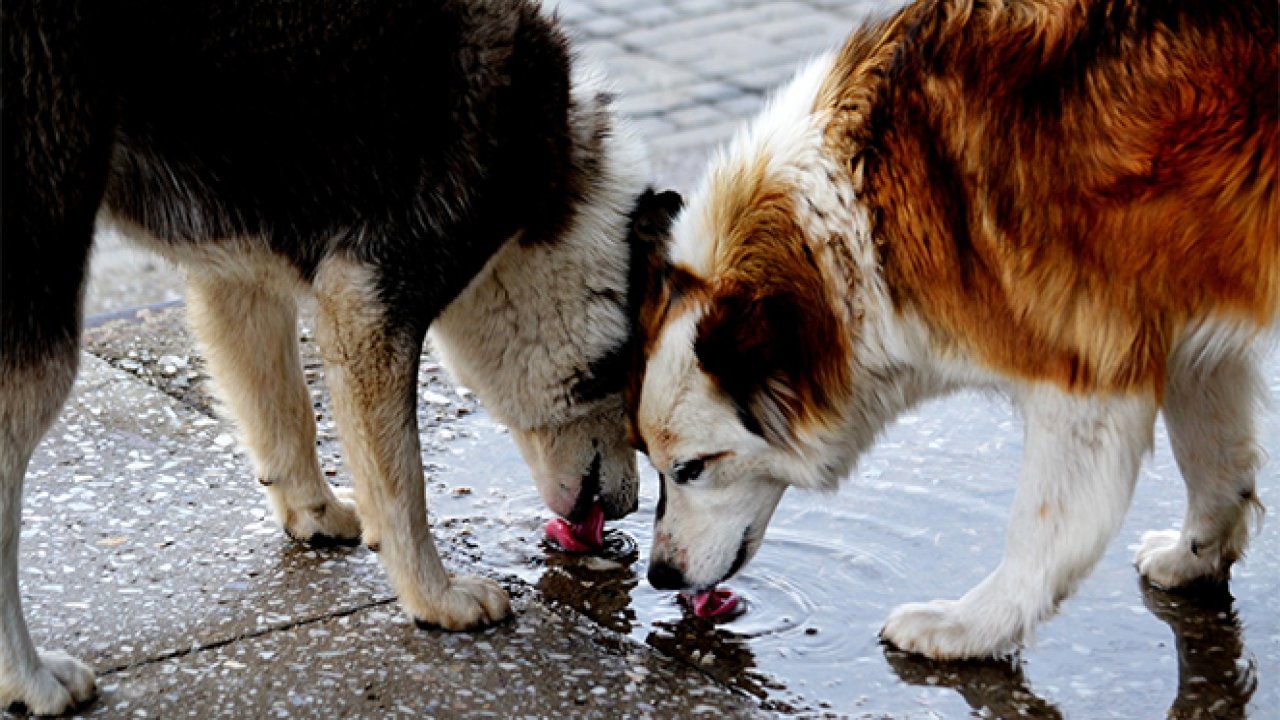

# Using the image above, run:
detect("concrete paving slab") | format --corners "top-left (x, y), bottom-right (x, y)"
top-left (16, 314), bottom-right (764, 719)
top-left (90, 589), bottom-right (765, 719)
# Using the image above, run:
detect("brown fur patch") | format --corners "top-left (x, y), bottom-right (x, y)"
top-left (819, 0), bottom-right (1278, 395)
top-left (693, 176), bottom-right (853, 444)
top-left (629, 263), bottom-right (709, 454)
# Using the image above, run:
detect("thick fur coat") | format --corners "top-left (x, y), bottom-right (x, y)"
top-left (635, 0), bottom-right (1277, 660)
top-left (1, 0), bottom-right (660, 713)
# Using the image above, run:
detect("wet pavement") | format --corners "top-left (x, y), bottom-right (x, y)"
top-left (20, 312), bottom-right (766, 719)
top-left (25, 299), bottom-right (1278, 720)
top-left (13, 1), bottom-right (1279, 718)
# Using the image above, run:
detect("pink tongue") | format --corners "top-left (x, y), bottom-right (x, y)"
top-left (684, 587), bottom-right (741, 618)
top-left (544, 503), bottom-right (606, 552)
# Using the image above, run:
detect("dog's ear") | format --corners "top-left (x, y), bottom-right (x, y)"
top-left (695, 280), bottom-right (845, 449)
top-left (629, 189), bottom-right (683, 247)
top-left (625, 188), bottom-right (685, 341)
top-left (694, 285), bottom-right (797, 445)
top-left (626, 189), bottom-right (684, 319)
top-left (624, 189), bottom-right (685, 451)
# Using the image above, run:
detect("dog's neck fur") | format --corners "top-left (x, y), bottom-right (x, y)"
top-left (430, 68), bottom-right (650, 432)
top-left (791, 170), bottom-right (942, 490)
top-left (674, 51), bottom-right (968, 493)
top-left (799, 99), bottom-right (1001, 493)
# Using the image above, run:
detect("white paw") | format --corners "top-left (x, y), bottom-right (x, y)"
top-left (333, 486), bottom-right (381, 552)
top-left (408, 575), bottom-right (512, 631)
top-left (1135, 529), bottom-right (1222, 588)
top-left (882, 599), bottom-right (1022, 660)
top-left (0, 650), bottom-right (96, 716)
top-left (326, 486), bottom-right (366, 541)
top-left (280, 486), bottom-right (363, 545)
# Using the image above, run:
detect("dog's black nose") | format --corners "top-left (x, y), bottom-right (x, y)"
top-left (647, 560), bottom-right (687, 590)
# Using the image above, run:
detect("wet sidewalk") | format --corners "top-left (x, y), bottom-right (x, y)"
top-left (20, 307), bottom-right (763, 718)
top-left (16, 1), bottom-right (1280, 719)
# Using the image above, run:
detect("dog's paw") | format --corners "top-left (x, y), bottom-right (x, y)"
top-left (882, 600), bottom-right (1020, 660)
top-left (410, 575), bottom-right (512, 631)
top-left (282, 487), bottom-right (363, 546)
top-left (1135, 530), bottom-right (1225, 588)
top-left (1, 650), bottom-right (96, 716)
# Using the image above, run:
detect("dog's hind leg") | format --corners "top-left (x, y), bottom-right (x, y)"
top-left (2, 4), bottom-right (109, 709)
top-left (186, 266), bottom-right (362, 546)
top-left (1, 358), bottom-right (99, 714)
top-left (1137, 343), bottom-right (1265, 588)
top-left (312, 257), bottom-right (511, 630)
top-left (883, 385), bottom-right (1156, 659)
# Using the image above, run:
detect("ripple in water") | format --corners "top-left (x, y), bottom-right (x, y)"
top-left (478, 477), bottom-right (894, 712)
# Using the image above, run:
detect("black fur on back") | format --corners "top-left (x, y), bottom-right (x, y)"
top-left (3, 0), bottom-right (586, 362)
top-left (2, 0), bottom-right (116, 369)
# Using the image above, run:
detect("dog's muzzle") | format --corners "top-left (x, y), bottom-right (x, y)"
top-left (564, 452), bottom-right (602, 523)
top-left (647, 559), bottom-right (687, 590)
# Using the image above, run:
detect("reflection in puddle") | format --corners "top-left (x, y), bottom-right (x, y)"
top-left (645, 617), bottom-right (794, 712)
top-left (1140, 580), bottom-right (1256, 719)
top-left (536, 530), bottom-right (641, 635)
top-left (536, 537), bottom-right (809, 712)
top-left (882, 649), bottom-right (1063, 719)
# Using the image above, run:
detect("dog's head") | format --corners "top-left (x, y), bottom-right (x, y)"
top-left (507, 187), bottom-right (685, 523)
top-left (633, 142), bottom-right (857, 593)
top-left (636, 277), bottom-right (851, 592)
top-left (431, 182), bottom-right (684, 524)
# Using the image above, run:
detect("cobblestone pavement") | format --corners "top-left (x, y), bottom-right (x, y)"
top-left (557, 0), bottom-right (884, 156)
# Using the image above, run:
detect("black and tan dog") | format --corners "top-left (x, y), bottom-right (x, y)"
top-left (0, 0), bottom-right (672, 713)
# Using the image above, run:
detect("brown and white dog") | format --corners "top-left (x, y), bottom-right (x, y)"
top-left (634, 0), bottom-right (1277, 660)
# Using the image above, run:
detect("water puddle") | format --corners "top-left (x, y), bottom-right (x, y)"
top-left (428, 387), bottom-right (1278, 718)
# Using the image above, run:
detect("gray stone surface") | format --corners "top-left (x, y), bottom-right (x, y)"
top-left (19, 321), bottom-right (765, 719)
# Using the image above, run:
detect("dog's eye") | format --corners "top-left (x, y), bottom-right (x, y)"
top-left (671, 458), bottom-right (705, 485)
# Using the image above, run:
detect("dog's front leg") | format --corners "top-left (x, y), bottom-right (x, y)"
top-left (1137, 348), bottom-right (1265, 587)
top-left (882, 385), bottom-right (1156, 659)
top-left (313, 259), bottom-right (510, 630)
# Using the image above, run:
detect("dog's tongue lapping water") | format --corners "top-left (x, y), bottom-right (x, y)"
top-left (546, 505), bottom-right (742, 618)
top-left (683, 587), bottom-right (740, 618)
top-left (545, 504), bottom-right (607, 552)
